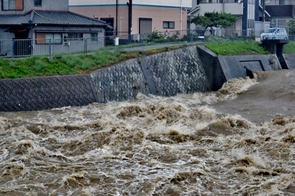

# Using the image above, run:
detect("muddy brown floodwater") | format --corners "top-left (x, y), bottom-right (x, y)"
top-left (0, 69), bottom-right (295, 196)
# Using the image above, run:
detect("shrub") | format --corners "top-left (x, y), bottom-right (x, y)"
top-left (145, 30), bottom-right (167, 43)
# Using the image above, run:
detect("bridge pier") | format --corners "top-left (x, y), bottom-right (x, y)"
top-left (262, 39), bottom-right (289, 69)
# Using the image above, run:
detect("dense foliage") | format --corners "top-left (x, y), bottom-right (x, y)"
top-left (288, 19), bottom-right (295, 35)
top-left (191, 11), bottom-right (236, 29)
top-left (144, 30), bottom-right (181, 43)
top-left (145, 30), bottom-right (167, 43)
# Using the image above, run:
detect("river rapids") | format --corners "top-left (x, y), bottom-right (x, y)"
top-left (0, 70), bottom-right (295, 196)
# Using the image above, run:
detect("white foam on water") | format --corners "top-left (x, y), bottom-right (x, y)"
top-left (1, 71), bottom-right (295, 195)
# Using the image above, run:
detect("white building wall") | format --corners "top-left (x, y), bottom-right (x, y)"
top-left (196, 3), bottom-right (243, 15)
top-left (70, 0), bottom-right (191, 8)
top-left (69, 0), bottom-right (192, 35)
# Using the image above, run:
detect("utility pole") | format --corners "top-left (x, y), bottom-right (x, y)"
top-left (127, 0), bottom-right (132, 41)
top-left (242, 0), bottom-right (248, 36)
top-left (116, 0), bottom-right (118, 36)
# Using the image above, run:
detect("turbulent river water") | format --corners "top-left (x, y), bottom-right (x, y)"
top-left (1, 69), bottom-right (295, 196)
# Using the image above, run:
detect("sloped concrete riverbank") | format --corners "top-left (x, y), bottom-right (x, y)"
top-left (0, 45), bottom-right (291, 112)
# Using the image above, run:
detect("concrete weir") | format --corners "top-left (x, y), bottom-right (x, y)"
top-left (0, 45), bottom-right (294, 112)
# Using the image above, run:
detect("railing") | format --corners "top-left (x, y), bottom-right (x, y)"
top-left (0, 37), bottom-right (106, 58)
top-left (0, 29), bottom-right (267, 58)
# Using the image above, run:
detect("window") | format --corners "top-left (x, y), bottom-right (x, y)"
top-left (36, 33), bottom-right (62, 44)
top-left (2, 0), bottom-right (23, 11)
top-left (46, 33), bottom-right (62, 44)
top-left (68, 33), bottom-right (83, 41)
top-left (34, 0), bottom-right (41, 6)
top-left (163, 21), bottom-right (175, 29)
top-left (91, 33), bottom-right (98, 41)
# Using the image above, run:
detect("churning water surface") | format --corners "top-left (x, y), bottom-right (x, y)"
top-left (0, 70), bottom-right (295, 196)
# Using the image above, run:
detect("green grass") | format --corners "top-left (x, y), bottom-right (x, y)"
top-left (0, 44), bottom-right (189, 79)
top-left (283, 41), bottom-right (295, 54)
top-left (1, 40), bottom-right (293, 79)
top-left (204, 41), bottom-right (270, 55)
top-left (0, 49), bottom-right (142, 79)
top-left (204, 39), bottom-right (295, 55)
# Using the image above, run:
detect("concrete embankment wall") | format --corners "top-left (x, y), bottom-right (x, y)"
top-left (197, 45), bottom-right (283, 91)
top-left (0, 45), bottom-right (292, 112)
top-left (0, 46), bottom-right (209, 112)
top-left (0, 75), bottom-right (96, 111)
top-left (90, 46), bottom-right (209, 103)
top-left (284, 54), bottom-right (295, 69)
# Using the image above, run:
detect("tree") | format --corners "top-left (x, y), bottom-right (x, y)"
top-left (288, 18), bottom-right (295, 35)
top-left (191, 11), bottom-right (236, 29)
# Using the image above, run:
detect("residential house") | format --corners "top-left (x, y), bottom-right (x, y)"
top-left (69, 0), bottom-right (192, 42)
top-left (0, 0), bottom-right (109, 57)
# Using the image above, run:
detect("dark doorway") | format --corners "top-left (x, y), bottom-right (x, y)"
top-left (5, 26), bottom-right (32, 56)
top-left (13, 30), bottom-right (31, 56)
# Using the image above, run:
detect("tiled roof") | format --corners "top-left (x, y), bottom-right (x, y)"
top-left (0, 10), bottom-right (109, 27)
top-left (265, 5), bottom-right (295, 17)
top-left (32, 11), bottom-right (107, 26)
top-left (0, 15), bottom-right (31, 25)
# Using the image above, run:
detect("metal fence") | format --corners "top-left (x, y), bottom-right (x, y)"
top-left (0, 28), bottom-right (285, 58)
top-left (0, 37), bottom-right (108, 58)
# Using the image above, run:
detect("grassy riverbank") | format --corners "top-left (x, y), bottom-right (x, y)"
top-left (0, 40), bottom-right (294, 79)
top-left (0, 45), bottom-right (185, 79)
top-left (205, 40), bottom-right (295, 55)
top-left (204, 41), bottom-right (270, 55)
